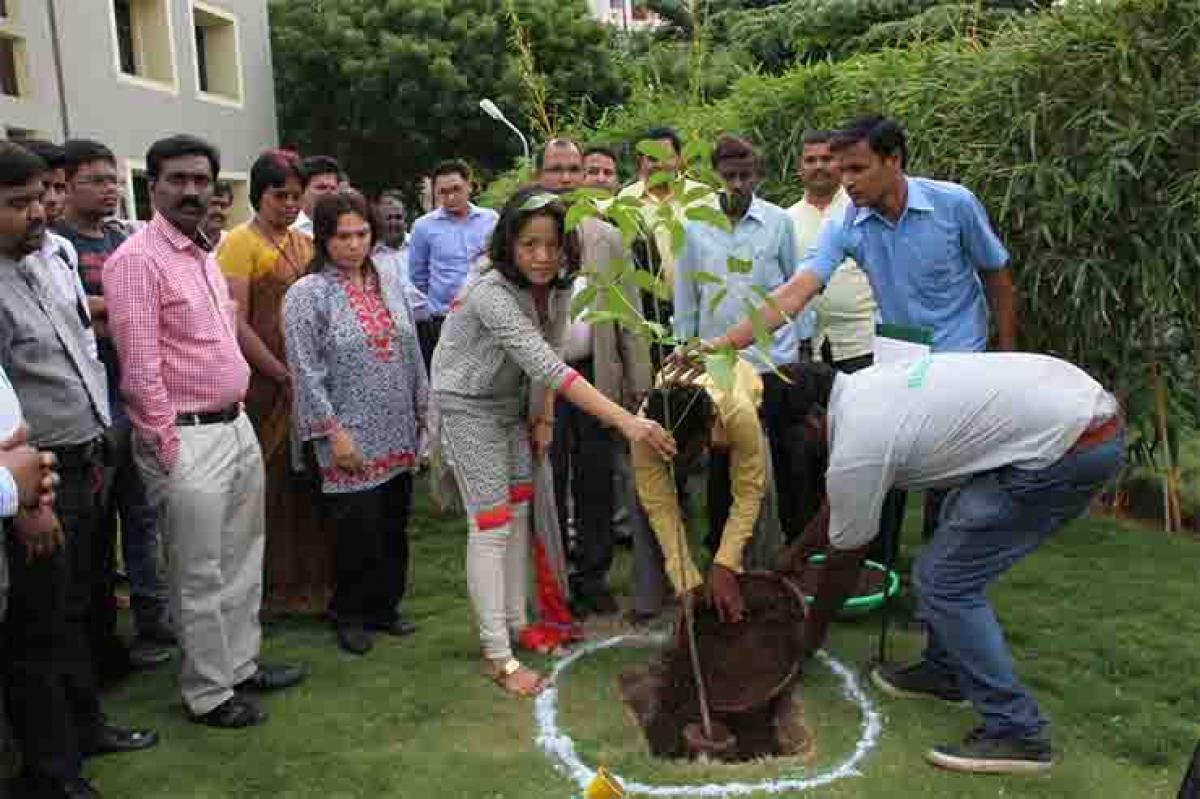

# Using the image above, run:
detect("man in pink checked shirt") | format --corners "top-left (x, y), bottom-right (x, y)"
top-left (103, 135), bottom-right (305, 731)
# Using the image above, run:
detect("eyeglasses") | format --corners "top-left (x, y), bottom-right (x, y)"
top-left (75, 175), bottom-right (122, 187)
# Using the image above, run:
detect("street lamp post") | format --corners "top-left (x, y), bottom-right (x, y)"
top-left (479, 98), bottom-right (531, 166)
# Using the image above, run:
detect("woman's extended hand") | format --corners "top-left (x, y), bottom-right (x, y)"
top-left (618, 413), bottom-right (676, 461)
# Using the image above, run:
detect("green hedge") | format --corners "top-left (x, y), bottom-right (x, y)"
top-left (553, 0), bottom-right (1199, 457)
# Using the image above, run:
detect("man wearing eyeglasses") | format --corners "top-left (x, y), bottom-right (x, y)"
top-left (407, 159), bottom-right (498, 368)
top-left (55, 139), bottom-right (175, 677)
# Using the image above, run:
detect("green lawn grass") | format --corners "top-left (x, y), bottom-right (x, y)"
top-left (91, 489), bottom-right (1198, 798)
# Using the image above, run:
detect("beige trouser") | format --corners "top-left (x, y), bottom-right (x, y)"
top-left (135, 412), bottom-right (265, 715)
top-left (465, 502), bottom-right (530, 661)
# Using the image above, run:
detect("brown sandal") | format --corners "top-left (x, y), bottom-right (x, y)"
top-left (484, 658), bottom-right (546, 698)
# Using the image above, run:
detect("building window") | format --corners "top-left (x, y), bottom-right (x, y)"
top-left (0, 1), bottom-right (9, 21)
top-left (5, 127), bottom-right (40, 141)
top-left (130, 171), bottom-right (152, 221)
top-left (112, 0), bottom-right (174, 86)
top-left (192, 3), bottom-right (241, 102)
top-left (0, 34), bottom-right (22, 97)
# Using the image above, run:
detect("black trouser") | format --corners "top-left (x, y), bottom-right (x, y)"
top-left (327, 474), bottom-right (413, 628)
top-left (5, 441), bottom-right (107, 787)
top-left (417, 316), bottom-right (445, 373)
top-left (551, 359), bottom-right (619, 600)
top-left (761, 368), bottom-right (824, 543)
top-left (705, 452), bottom-right (733, 557)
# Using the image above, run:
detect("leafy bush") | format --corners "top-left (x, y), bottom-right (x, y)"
top-left (571, 0), bottom-right (1200, 477)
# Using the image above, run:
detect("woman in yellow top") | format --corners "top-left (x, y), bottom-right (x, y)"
top-left (217, 149), bottom-right (333, 617)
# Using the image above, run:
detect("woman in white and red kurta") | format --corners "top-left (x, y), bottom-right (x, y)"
top-left (284, 191), bottom-right (427, 655)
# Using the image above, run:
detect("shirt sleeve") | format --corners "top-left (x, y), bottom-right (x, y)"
top-left (102, 251), bottom-right (180, 471)
top-left (398, 250), bottom-right (431, 321)
top-left (713, 399), bottom-right (766, 572)
top-left (0, 467), bottom-right (17, 518)
top-left (631, 438), bottom-right (703, 595)
top-left (469, 281), bottom-right (575, 390)
top-left (799, 215), bottom-right (851, 284)
top-left (825, 450), bottom-right (893, 550)
top-left (672, 228), bottom-right (700, 341)
top-left (408, 221), bottom-right (432, 295)
top-left (957, 189), bottom-right (1010, 272)
top-left (282, 280), bottom-right (339, 440)
top-left (215, 228), bottom-right (261, 280)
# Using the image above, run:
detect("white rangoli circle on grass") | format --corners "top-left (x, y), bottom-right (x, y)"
top-left (534, 633), bottom-right (882, 796)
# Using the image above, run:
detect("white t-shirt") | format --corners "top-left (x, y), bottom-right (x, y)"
top-left (825, 352), bottom-right (1117, 549)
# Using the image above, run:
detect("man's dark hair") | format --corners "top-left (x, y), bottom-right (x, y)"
top-left (145, 134), bottom-right (220, 181)
top-left (535, 138), bottom-right (582, 171)
top-left (488, 184), bottom-right (580, 290)
top-left (20, 140), bottom-right (66, 171)
top-left (62, 139), bottom-right (117, 180)
top-left (377, 189), bottom-right (406, 207)
top-left (249, 149), bottom-right (302, 210)
top-left (583, 144), bottom-right (619, 164)
top-left (801, 129), bottom-right (834, 147)
top-left (784, 361), bottom-right (838, 424)
top-left (711, 134), bottom-right (757, 169)
top-left (830, 115), bottom-right (907, 169)
top-left (308, 189), bottom-right (375, 274)
top-left (212, 181), bottom-right (234, 201)
top-left (432, 159), bottom-right (472, 186)
top-left (299, 155), bottom-right (341, 190)
top-left (644, 385), bottom-right (714, 459)
top-left (0, 142), bottom-right (47, 188)
top-left (634, 127), bottom-right (682, 159)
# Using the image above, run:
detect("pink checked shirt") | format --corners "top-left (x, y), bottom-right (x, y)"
top-left (103, 214), bottom-right (250, 471)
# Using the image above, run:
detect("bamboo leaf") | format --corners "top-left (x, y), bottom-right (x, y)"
top-left (707, 286), bottom-right (729, 315)
top-left (689, 270), bottom-right (724, 285)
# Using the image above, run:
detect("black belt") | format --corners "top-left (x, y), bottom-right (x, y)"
top-left (48, 435), bottom-right (108, 469)
top-left (176, 404), bottom-right (242, 427)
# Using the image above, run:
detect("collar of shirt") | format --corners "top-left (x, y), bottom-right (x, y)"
top-left (853, 176), bottom-right (934, 227)
top-left (796, 186), bottom-right (850, 217)
top-left (150, 213), bottom-right (209, 257)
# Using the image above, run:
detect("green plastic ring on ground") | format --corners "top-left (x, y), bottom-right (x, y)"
top-left (801, 554), bottom-right (902, 617)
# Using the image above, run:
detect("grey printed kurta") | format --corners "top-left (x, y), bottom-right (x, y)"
top-left (431, 267), bottom-right (574, 529)
top-left (283, 260), bottom-right (428, 494)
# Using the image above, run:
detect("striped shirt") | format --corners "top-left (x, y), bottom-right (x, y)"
top-left (103, 214), bottom-right (250, 471)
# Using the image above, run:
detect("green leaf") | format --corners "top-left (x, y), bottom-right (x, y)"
top-left (669, 219), bottom-right (687, 256)
top-left (609, 206), bottom-right (640, 247)
top-left (565, 187), bottom-right (612, 203)
top-left (746, 299), bottom-right (772, 352)
top-left (637, 139), bottom-right (676, 163)
top-left (569, 283), bottom-right (598, 320)
top-left (681, 185), bottom-right (717, 206)
top-left (703, 346), bottom-right (737, 393)
top-left (689, 270), bottom-right (724, 285)
top-left (707, 286), bottom-right (729, 315)
top-left (643, 320), bottom-right (670, 340)
top-left (681, 138), bottom-right (712, 168)
top-left (565, 200), bottom-right (593, 233)
top-left (686, 204), bottom-right (732, 232)
top-left (727, 256), bottom-right (753, 274)
top-left (581, 310), bottom-right (624, 326)
top-left (646, 171), bottom-right (674, 190)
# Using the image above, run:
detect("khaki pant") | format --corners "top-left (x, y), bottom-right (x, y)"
top-left (135, 413), bottom-right (265, 715)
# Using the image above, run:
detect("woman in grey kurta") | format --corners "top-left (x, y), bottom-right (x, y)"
top-left (283, 191), bottom-right (427, 655)
top-left (431, 187), bottom-right (676, 697)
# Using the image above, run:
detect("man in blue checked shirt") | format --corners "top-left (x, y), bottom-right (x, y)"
top-left (408, 160), bottom-right (498, 368)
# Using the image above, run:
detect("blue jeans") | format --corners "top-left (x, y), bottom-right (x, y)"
top-left (915, 433), bottom-right (1124, 740)
top-left (108, 420), bottom-right (168, 632)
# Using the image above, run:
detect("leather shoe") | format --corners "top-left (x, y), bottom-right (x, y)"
top-left (81, 721), bottom-right (158, 757)
top-left (235, 662), bottom-right (307, 693)
top-left (188, 696), bottom-right (267, 729)
top-left (368, 618), bottom-right (416, 637)
top-left (337, 625), bottom-right (373, 654)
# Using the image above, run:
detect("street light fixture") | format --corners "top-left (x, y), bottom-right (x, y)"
top-left (479, 98), bottom-right (530, 166)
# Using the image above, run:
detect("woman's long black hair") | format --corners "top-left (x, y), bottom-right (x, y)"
top-left (306, 189), bottom-right (377, 275)
top-left (487, 185), bottom-right (581, 290)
